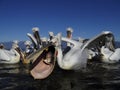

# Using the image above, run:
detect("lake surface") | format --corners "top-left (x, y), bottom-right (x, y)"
top-left (0, 61), bottom-right (120, 90)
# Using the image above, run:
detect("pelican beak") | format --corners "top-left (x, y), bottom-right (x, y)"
top-left (105, 35), bottom-right (115, 51)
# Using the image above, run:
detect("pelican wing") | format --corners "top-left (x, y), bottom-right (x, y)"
top-left (81, 31), bottom-right (115, 51)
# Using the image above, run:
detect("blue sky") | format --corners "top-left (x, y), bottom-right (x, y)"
top-left (0, 0), bottom-right (120, 42)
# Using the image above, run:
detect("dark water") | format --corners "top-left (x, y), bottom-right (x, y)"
top-left (0, 62), bottom-right (120, 90)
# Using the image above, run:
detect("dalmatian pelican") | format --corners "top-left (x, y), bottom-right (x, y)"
top-left (51, 33), bottom-right (88, 70)
top-left (100, 33), bottom-right (120, 63)
top-left (0, 41), bottom-right (20, 64)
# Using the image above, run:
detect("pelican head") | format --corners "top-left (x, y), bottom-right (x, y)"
top-left (66, 27), bottom-right (73, 39)
top-left (13, 40), bottom-right (19, 44)
top-left (66, 27), bottom-right (73, 33)
top-left (24, 40), bottom-right (32, 46)
top-left (49, 32), bottom-right (54, 37)
top-left (32, 27), bottom-right (39, 32)
top-left (51, 33), bottom-right (62, 47)
top-left (104, 34), bottom-right (115, 51)
top-left (0, 44), bottom-right (4, 49)
top-left (48, 32), bottom-right (54, 41)
top-left (99, 31), bottom-right (120, 63)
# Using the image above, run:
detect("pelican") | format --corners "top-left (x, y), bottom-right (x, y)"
top-left (80, 31), bottom-right (120, 63)
top-left (27, 32), bottom-right (57, 79)
top-left (14, 41), bottom-right (57, 79)
top-left (14, 27), bottom-right (57, 79)
top-left (0, 41), bottom-right (20, 64)
top-left (51, 33), bottom-right (88, 70)
top-left (100, 34), bottom-right (120, 63)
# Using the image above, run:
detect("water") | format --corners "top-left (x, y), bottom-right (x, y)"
top-left (0, 62), bottom-right (120, 90)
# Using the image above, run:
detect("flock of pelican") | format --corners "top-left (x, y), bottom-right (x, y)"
top-left (0, 27), bottom-right (120, 79)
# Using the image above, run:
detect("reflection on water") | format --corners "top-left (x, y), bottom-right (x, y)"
top-left (0, 62), bottom-right (120, 90)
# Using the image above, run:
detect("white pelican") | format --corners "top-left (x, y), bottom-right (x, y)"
top-left (100, 34), bottom-right (120, 63)
top-left (81, 31), bottom-right (120, 63)
top-left (0, 41), bottom-right (20, 64)
top-left (14, 41), bottom-right (57, 79)
top-left (51, 33), bottom-right (88, 70)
